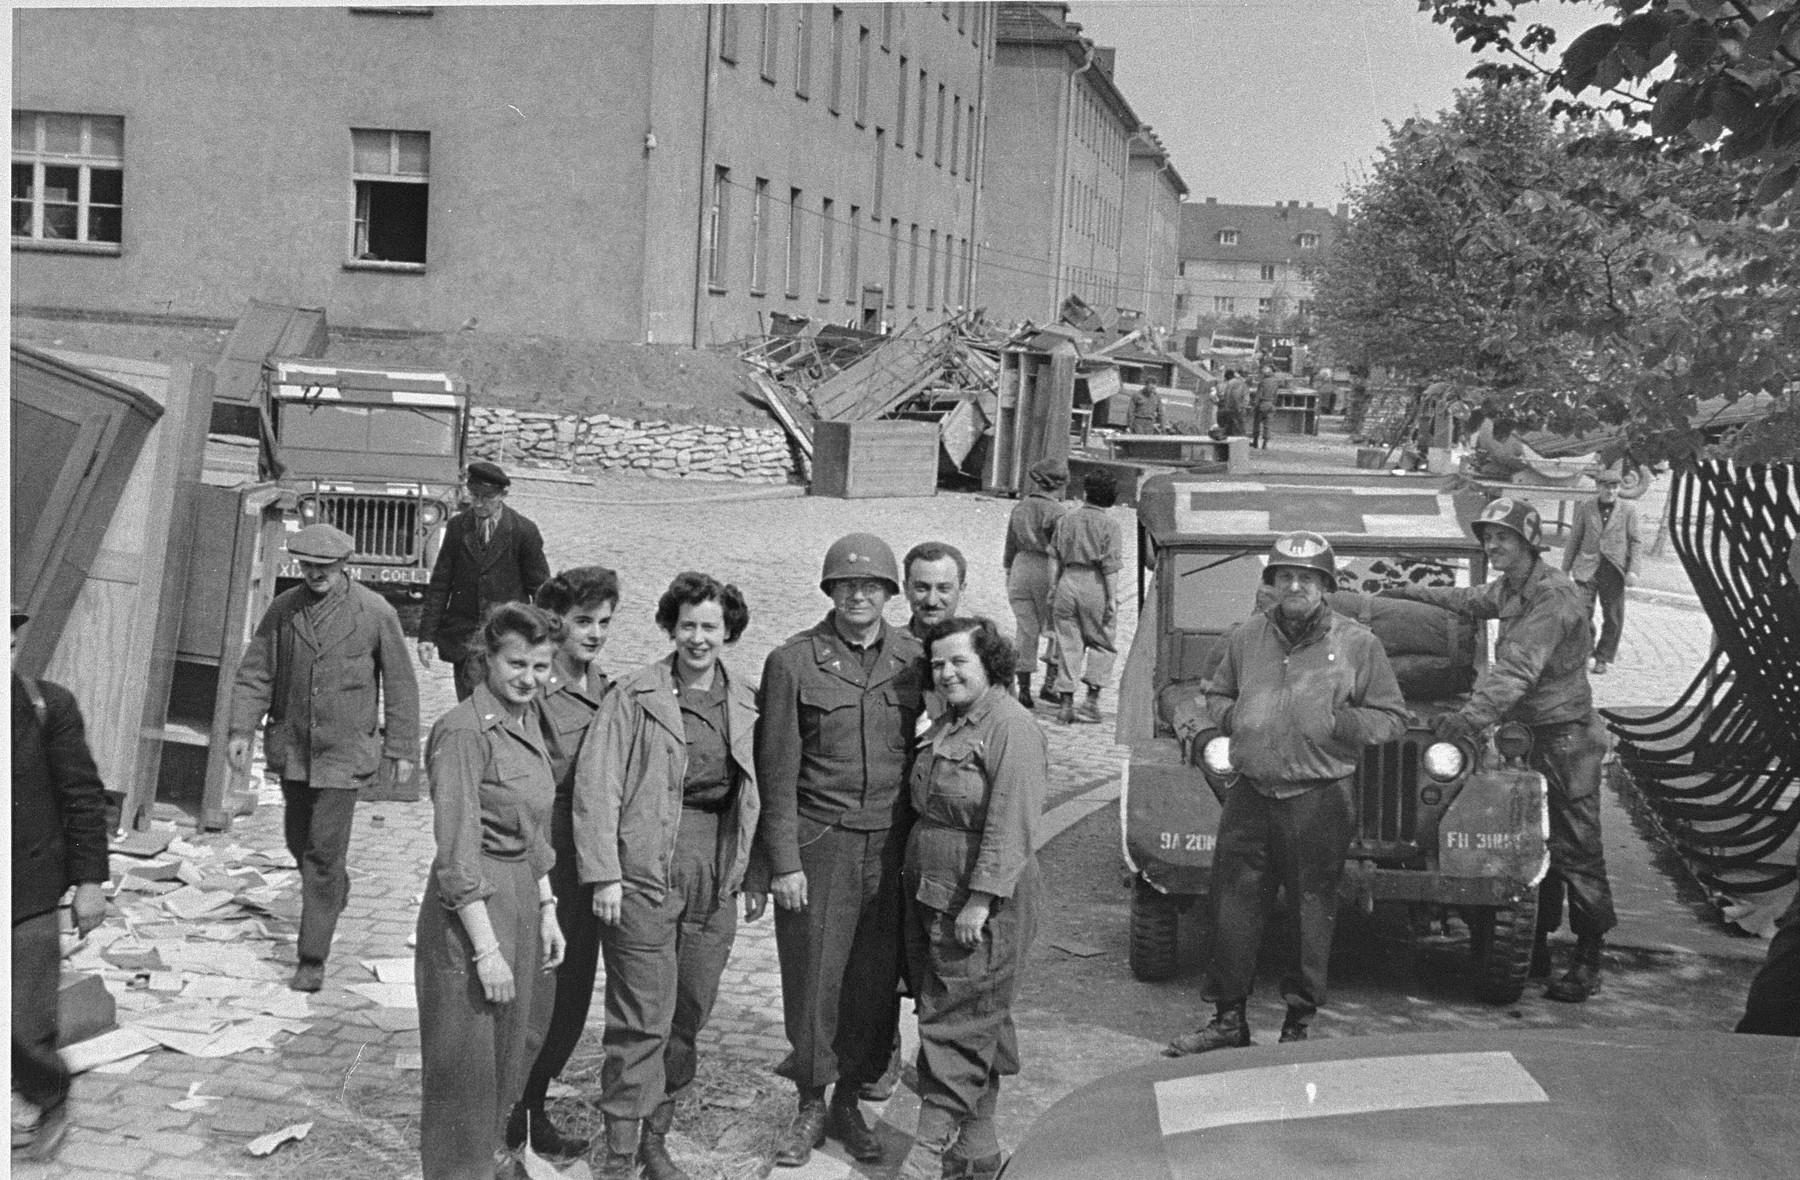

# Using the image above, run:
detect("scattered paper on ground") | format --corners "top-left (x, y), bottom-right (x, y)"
top-left (246, 1120), bottom-right (313, 1156)
top-left (346, 982), bottom-right (417, 1009)
top-left (60, 1027), bottom-right (158, 1073)
top-left (396, 1051), bottom-right (423, 1070)
top-left (361, 957), bottom-right (415, 985)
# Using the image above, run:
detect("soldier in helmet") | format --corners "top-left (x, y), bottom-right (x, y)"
top-left (1384, 497), bottom-right (1617, 1002)
top-left (749, 534), bottom-right (925, 1167)
top-left (228, 524), bottom-right (420, 992)
top-left (1166, 531), bottom-right (1407, 1055)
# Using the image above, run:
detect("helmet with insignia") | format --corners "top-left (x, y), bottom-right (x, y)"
top-left (819, 532), bottom-right (901, 595)
top-left (1262, 530), bottom-right (1338, 588)
top-left (1473, 496), bottom-right (1545, 552)
top-left (287, 523), bottom-right (356, 564)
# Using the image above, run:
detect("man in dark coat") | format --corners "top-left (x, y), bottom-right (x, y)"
top-left (418, 460), bottom-right (551, 700)
top-left (748, 534), bottom-right (925, 1168)
top-left (228, 525), bottom-right (420, 991)
top-left (11, 606), bottom-right (110, 1161)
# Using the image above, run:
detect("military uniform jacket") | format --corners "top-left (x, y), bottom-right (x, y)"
top-left (229, 581), bottom-right (421, 790)
top-left (573, 655), bottom-right (761, 903)
top-left (754, 616), bottom-right (926, 878)
top-left (1398, 560), bottom-right (1594, 728)
top-left (12, 675), bottom-right (110, 922)
top-left (420, 505), bottom-right (551, 659)
top-left (1002, 492), bottom-right (1068, 569)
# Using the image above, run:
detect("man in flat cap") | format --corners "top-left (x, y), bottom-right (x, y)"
top-left (419, 460), bottom-right (551, 700)
top-left (228, 524), bottom-right (420, 991)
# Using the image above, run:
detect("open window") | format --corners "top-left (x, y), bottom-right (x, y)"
top-left (350, 128), bottom-right (429, 268)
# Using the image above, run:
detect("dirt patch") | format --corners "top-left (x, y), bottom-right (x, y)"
top-left (11, 315), bottom-right (772, 429)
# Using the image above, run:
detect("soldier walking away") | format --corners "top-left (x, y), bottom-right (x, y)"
top-left (419, 460), bottom-right (551, 701)
top-left (1215, 370), bottom-right (1248, 438)
top-left (749, 534), bottom-right (925, 1168)
top-left (11, 606), bottom-right (110, 1162)
top-left (1164, 534), bottom-right (1407, 1055)
top-left (1003, 459), bottom-right (1070, 709)
top-left (506, 567), bottom-right (619, 1160)
top-left (1386, 498), bottom-right (1618, 1002)
top-left (1560, 465), bottom-right (1642, 675)
top-left (228, 524), bottom-right (420, 992)
top-left (1252, 366), bottom-right (1280, 449)
top-left (1128, 378), bottom-right (1165, 435)
top-left (1050, 470), bottom-right (1124, 725)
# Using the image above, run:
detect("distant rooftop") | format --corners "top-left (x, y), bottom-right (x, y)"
top-left (1181, 200), bottom-right (1346, 264)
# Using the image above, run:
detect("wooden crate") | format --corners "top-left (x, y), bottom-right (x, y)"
top-left (810, 420), bottom-right (938, 499)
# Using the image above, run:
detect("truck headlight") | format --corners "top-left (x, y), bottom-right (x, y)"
top-left (1422, 741), bottom-right (1467, 782)
top-left (1201, 736), bottom-right (1233, 776)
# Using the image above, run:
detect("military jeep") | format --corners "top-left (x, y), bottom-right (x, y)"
top-left (1116, 472), bottom-right (1552, 1003)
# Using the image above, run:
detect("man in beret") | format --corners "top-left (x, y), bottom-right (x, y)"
top-left (419, 460), bottom-right (551, 700)
top-left (228, 525), bottom-right (420, 991)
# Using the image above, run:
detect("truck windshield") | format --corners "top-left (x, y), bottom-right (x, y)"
top-left (278, 403), bottom-right (457, 455)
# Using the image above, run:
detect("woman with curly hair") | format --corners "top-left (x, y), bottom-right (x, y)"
top-left (416, 602), bottom-right (566, 1180)
top-left (573, 572), bottom-right (761, 1180)
top-left (901, 616), bottom-right (1046, 1180)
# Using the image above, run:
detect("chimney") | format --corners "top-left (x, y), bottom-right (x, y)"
top-left (1206, 196), bottom-right (1216, 204)
top-left (1305, 201), bottom-right (1314, 208)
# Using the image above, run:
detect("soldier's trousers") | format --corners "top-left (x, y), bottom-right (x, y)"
top-left (773, 822), bottom-right (904, 1094)
top-left (416, 855), bottom-right (546, 1180)
top-left (598, 809), bottom-right (737, 1118)
top-left (282, 782), bottom-right (358, 965)
top-left (520, 798), bottom-right (601, 1112)
top-left (1529, 716), bottom-right (1618, 940)
top-left (1052, 568), bottom-right (1116, 694)
top-left (1006, 553), bottom-right (1057, 671)
top-left (1737, 887), bottom-right (1800, 1036)
top-left (1203, 780), bottom-right (1357, 1017)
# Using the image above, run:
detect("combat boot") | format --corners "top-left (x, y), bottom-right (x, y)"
top-left (826, 1090), bottom-right (884, 1162)
top-left (1278, 1009), bottom-right (1310, 1043)
top-left (1164, 1001), bottom-right (1252, 1056)
top-left (1056, 692), bottom-right (1075, 725)
top-left (1074, 686), bottom-right (1103, 724)
top-left (1545, 935), bottom-right (1603, 1002)
top-left (1016, 674), bottom-right (1035, 710)
top-left (1038, 661), bottom-right (1060, 702)
top-left (637, 1100), bottom-right (688, 1180)
top-left (597, 1116), bottom-right (641, 1180)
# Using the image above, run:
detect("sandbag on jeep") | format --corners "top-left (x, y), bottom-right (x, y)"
top-left (1327, 590), bottom-right (1477, 701)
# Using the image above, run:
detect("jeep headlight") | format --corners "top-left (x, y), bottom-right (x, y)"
top-left (1201, 736), bottom-right (1233, 777)
top-left (1422, 741), bottom-right (1467, 782)
top-left (419, 501), bottom-right (443, 526)
top-left (298, 496), bottom-right (319, 521)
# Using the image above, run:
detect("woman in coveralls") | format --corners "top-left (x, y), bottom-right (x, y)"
top-left (573, 572), bottom-right (761, 1180)
top-left (506, 567), bottom-right (620, 1158)
top-left (416, 603), bottom-right (566, 1180)
top-left (902, 616), bottom-right (1046, 1180)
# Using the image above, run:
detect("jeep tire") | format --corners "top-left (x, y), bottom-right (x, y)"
top-left (1465, 895), bottom-right (1540, 1004)
top-left (1129, 879), bottom-right (1183, 981)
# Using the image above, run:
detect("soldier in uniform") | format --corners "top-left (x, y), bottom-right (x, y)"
top-left (750, 534), bottom-right (925, 1168)
top-left (1003, 458), bottom-right (1069, 709)
top-left (228, 524), bottom-right (420, 992)
top-left (1386, 498), bottom-right (1618, 1002)
top-left (1166, 532), bottom-right (1407, 1054)
top-left (419, 460), bottom-right (552, 701)
top-left (1128, 378), bottom-right (1165, 435)
top-left (1050, 470), bottom-right (1124, 725)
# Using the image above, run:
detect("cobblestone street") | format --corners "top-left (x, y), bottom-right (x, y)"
top-left (20, 473), bottom-right (1734, 1180)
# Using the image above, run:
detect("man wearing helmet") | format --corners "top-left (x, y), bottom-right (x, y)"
top-left (750, 534), bottom-right (925, 1167)
top-left (1166, 532), bottom-right (1408, 1055)
top-left (1385, 497), bottom-right (1617, 1003)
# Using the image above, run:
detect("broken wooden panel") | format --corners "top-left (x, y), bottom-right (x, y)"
top-left (808, 327), bottom-right (947, 422)
top-left (939, 395), bottom-right (988, 471)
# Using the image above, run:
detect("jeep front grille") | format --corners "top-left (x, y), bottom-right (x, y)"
top-left (316, 495), bottom-right (417, 562)
top-left (1353, 738), bottom-right (1422, 845)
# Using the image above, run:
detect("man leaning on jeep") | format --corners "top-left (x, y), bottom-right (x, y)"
top-left (1165, 531), bottom-right (1408, 1055)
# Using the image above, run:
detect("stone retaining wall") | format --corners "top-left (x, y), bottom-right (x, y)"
top-left (466, 407), bottom-right (800, 483)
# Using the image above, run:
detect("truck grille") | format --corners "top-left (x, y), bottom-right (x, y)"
top-left (317, 495), bottom-right (417, 563)
top-left (1353, 738), bottom-right (1422, 845)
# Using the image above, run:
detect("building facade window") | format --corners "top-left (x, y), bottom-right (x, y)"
top-left (965, 109), bottom-right (976, 178)
top-left (706, 165), bottom-right (730, 290)
top-left (786, 186), bottom-right (804, 297)
top-left (1257, 297), bottom-right (1271, 314)
top-left (880, 2), bottom-right (893, 50)
top-left (351, 128), bottom-right (429, 266)
top-left (896, 57), bottom-right (908, 147)
top-left (1214, 296), bottom-right (1234, 313)
top-left (873, 128), bottom-right (886, 219)
top-left (845, 204), bottom-right (861, 302)
top-left (828, 8), bottom-right (844, 112)
top-left (1298, 232), bottom-right (1319, 248)
top-left (1217, 229), bottom-right (1238, 246)
top-left (926, 228), bottom-right (938, 309)
top-left (818, 196), bottom-right (835, 300)
top-left (916, 70), bottom-right (928, 156)
top-left (886, 217), bottom-right (900, 309)
top-left (759, 4), bottom-right (780, 81)
top-left (1260, 263), bottom-right (1276, 281)
top-left (1297, 299), bottom-right (1315, 318)
top-left (949, 98), bottom-right (961, 174)
top-left (856, 26), bottom-right (871, 125)
top-left (719, 5), bottom-right (740, 62)
top-left (12, 111), bottom-right (123, 248)
top-left (944, 230), bottom-right (957, 308)
top-left (795, 5), bottom-right (813, 98)
top-left (907, 223), bottom-right (920, 308)
top-left (749, 177), bottom-right (770, 293)
top-left (934, 84), bottom-right (946, 166)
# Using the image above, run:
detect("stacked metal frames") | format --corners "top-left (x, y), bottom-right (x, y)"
top-left (1604, 463), bottom-right (1800, 895)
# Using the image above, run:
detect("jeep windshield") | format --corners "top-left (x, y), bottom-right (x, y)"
top-left (277, 402), bottom-right (458, 456)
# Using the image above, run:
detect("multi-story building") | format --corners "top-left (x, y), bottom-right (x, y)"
top-left (1121, 127), bottom-right (1187, 330)
top-left (978, 2), bottom-right (1161, 326)
top-left (1174, 198), bottom-right (1344, 329)
top-left (11, 4), bottom-right (992, 347)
